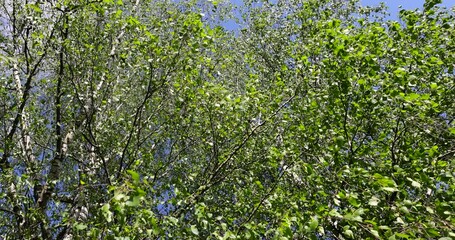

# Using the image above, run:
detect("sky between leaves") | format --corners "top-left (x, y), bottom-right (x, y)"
top-left (362, 0), bottom-right (455, 19)
top-left (223, 0), bottom-right (455, 30)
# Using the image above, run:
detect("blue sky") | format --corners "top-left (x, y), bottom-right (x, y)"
top-left (230, 0), bottom-right (455, 10)
top-left (362, 0), bottom-right (455, 9)
top-left (361, 0), bottom-right (455, 19)
top-left (222, 0), bottom-right (455, 30)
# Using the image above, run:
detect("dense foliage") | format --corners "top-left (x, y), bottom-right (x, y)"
top-left (1, 0), bottom-right (454, 239)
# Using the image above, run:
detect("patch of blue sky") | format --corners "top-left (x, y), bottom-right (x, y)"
top-left (222, 0), bottom-right (455, 30)
top-left (361, 0), bottom-right (455, 19)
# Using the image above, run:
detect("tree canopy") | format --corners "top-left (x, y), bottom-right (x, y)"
top-left (0, 0), bottom-right (454, 239)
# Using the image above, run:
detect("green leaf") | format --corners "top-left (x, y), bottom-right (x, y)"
top-left (113, 192), bottom-right (126, 201)
top-left (329, 209), bottom-right (343, 218)
top-left (344, 229), bottom-right (354, 238)
top-left (382, 187), bottom-right (398, 192)
top-left (427, 228), bottom-right (441, 237)
top-left (101, 203), bottom-right (110, 212)
top-left (395, 233), bottom-right (410, 238)
top-left (126, 196), bottom-right (140, 207)
top-left (393, 67), bottom-right (407, 77)
top-left (102, 204), bottom-right (113, 223)
top-left (424, 0), bottom-right (442, 11)
top-left (405, 93), bottom-right (420, 101)
top-left (208, 0), bottom-right (218, 7)
top-left (368, 196), bottom-right (380, 206)
top-left (190, 225), bottom-right (199, 235)
top-left (348, 195), bottom-right (361, 207)
top-left (27, 3), bottom-right (42, 13)
top-left (379, 226), bottom-right (391, 230)
top-left (370, 229), bottom-right (380, 238)
top-left (399, 206), bottom-right (410, 214)
top-left (127, 170), bottom-right (140, 183)
top-left (168, 216), bottom-right (178, 225)
top-left (395, 217), bottom-right (405, 225)
top-left (75, 224), bottom-right (87, 230)
top-left (430, 83), bottom-right (438, 90)
top-left (406, 178), bottom-right (421, 188)
top-left (309, 216), bottom-right (319, 231)
top-left (344, 213), bottom-right (362, 222)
